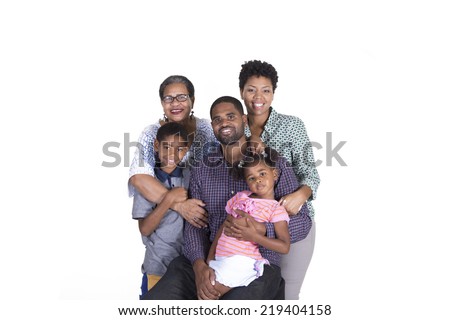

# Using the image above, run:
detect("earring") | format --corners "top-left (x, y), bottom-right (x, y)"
top-left (163, 114), bottom-right (168, 122)
top-left (190, 109), bottom-right (194, 120)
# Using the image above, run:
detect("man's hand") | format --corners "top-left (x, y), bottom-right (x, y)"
top-left (173, 199), bottom-right (208, 228)
top-left (193, 260), bottom-right (221, 300)
top-left (223, 209), bottom-right (266, 240)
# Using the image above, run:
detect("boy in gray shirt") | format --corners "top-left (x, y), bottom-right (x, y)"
top-left (132, 122), bottom-right (190, 298)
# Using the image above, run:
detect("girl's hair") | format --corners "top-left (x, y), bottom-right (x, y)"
top-left (232, 146), bottom-right (279, 180)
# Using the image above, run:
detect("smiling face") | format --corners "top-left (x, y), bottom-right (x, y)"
top-left (240, 76), bottom-right (274, 118)
top-left (154, 134), bottom-right (188, 173)
top-left (210, 102), bottom-right (247, 145)
top-left (161, 83), bottom-right (194, 122)
top-left (244, 161), bottom-right (278, 199)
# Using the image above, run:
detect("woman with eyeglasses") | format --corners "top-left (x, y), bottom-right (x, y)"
top-left (129, 75), bottom-right (216, 228)
top-left (237, 60), bottom-right (320, 300)
top-left (129, 75), bottom-right (217, 297)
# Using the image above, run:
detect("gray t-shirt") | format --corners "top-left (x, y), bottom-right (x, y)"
top-left (132, 166), bottom-right (189, 276)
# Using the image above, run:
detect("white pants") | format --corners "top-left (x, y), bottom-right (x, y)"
top-left (280, 221), bottom-right (316, 299)
top-left (209, 255), bottom-right (266, 288)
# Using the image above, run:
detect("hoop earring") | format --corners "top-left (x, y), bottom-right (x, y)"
top-left (163, 114), bottom-right (168, 122)
top-left (190, 110), bottom-right (194, 120)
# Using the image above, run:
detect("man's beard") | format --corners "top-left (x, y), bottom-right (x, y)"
top-left (216, 127), bottom-right (243, 145)
top-left (218, 135), bottom-right (239, 145)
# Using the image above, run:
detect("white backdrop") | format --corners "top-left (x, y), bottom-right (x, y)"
top-left (1, 1), bottom-right (449, 319)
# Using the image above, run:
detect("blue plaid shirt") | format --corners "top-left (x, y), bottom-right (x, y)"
top-left (184, 148), bottom-right (312, 266)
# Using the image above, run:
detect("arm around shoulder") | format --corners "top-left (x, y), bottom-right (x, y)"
top-left (130, 174), bottom-right (169, 204)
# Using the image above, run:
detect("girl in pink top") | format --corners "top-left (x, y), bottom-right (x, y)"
top-left (207, 148), bottom-right (290, 297)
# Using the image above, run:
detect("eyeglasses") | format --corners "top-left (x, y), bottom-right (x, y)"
top-left (162, 94), bottom-right (189, 104)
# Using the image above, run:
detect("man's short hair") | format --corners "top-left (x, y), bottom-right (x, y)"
top-left (210, 96), bottom-right (244, 118)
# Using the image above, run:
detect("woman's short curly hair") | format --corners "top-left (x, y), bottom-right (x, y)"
top-left (238, 60), bottom-right (278, 92)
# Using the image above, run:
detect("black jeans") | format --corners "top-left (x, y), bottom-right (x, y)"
top-left (142, 255), bottom-right (285, 300)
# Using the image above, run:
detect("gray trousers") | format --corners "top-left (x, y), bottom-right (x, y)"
top-left (280, 221), bottom-right (316, 300)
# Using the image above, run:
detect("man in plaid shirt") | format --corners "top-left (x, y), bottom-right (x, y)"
top-left (143, 96), bottom-right (312, 300)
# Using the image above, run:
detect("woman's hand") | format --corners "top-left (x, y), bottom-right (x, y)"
top-left (164, 187), bottom-right (187, 204)
top-left (173, 198), bottom-right (208, 228)
top-left (279, 187), bottom-right (311, 215)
